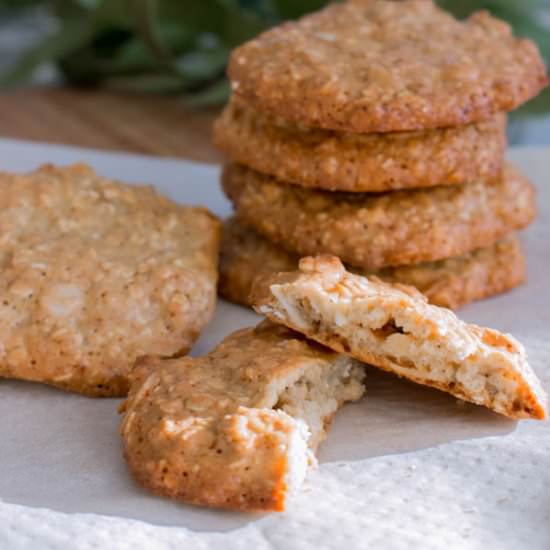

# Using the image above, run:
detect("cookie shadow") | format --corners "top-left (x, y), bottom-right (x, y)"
top-left (0, 380), bottom-right (254, 532)
top-left (318, 366), bottom-right (516, 464)
top-left (0, 365), bottom-right (516, 533)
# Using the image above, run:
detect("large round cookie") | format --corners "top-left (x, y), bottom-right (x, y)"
top-left (219, 218), bottom-right (525, 310)
top-left (228, 0), bottom-right (547, 133)
top-left (0, 164), bottom-right (220, 396)
top-left (214, 97), bottom-right (507, 192)
top-left (222, 163), bottom-right (535, 270)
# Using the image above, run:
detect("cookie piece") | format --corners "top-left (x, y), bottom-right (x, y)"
top-left (120, 321), bottom-right (365, 512)
top-left (252, 257), bottom-right (547, 420)
top-left (219, 219), bottom-right (526, 310)
top-left (222, 163), bottom-right (535, 270)
top-left (214, 97), bottom-right (507, 192)
top-left (228, 0), bottom-right (547, 133)
top-left (0, 164), bottom-right (220, 397)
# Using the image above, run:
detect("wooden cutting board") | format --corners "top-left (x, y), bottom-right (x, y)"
top-left (0, 87), bottom-right (221, 163)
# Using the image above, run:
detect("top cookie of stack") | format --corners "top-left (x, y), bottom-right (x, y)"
top-left (214, 0), bottom-right (547, 307)
top-left (216, 0), bottom-right (546, 192)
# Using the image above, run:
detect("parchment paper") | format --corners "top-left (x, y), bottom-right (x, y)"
top-left (0, 140), bottom-right (548, 549)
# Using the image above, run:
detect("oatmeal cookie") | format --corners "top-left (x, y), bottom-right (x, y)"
top-left (120, 321), bottom-right (365, 512)
top-left (222, 163), bottom-right (535, 270)
top-left (251, 257), bottom-right (547, 420)
top-left (0, 164), bottom-right (220, 396)
top-left (228, 0), bottom-right (547, 132)
top-left (219, 219), bottom-right (525, 310)
top-left (214, 97), bottom-right (506, 192)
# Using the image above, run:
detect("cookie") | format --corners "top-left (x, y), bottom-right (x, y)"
top-left (228, 0), bottom-right (547, 133)
top-left (219, 219), bottom-right (525, 310)
top-left (222, 162), bottom-right (535, 270)
top-left (120, 321), bottom-right (365, 512)
top-left (213, 97), bottom-right (507, 192)
top-left (0, 164), bottom-right (220, 397)
top-left (251, 257), bottom-right (547, 420)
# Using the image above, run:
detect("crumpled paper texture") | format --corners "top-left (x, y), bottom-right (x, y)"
top-left (0, 141), bottom-right (548, 549)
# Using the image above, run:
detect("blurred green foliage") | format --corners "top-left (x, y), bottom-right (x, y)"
top-left (0, 0), bottom-right (548, 113)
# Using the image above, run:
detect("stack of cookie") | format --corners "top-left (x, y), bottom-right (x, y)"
top-left (214, 0), bottom-right (547, 310)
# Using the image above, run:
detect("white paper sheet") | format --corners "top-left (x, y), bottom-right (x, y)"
top-left (0, 139), bottom-right (548, 549)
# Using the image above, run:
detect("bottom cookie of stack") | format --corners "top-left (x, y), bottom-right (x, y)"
top-left (219, 218), bottom-right (525, 310)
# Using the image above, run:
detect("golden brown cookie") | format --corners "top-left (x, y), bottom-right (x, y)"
top-left (251, 257), bottom-right (547, 420)
top-left (222, 163), bottom-right (535, 270)
top-left (213, 97), bottom-right (507, 192)
top-left (120, 321), bottom-right (365, 512)
top-left (0, 164), bottom-right (220, 397)
top-left (229, 0), bottom-right (547, 133)
top-left (219, 219), bottom-right (525, 310)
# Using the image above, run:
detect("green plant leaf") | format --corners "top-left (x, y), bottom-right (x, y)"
top-left (0, 0), bottom-right (549, 112)
top-left (183, 78), bottom-right (230, 107)
top-left (92, 0), bottom-right (135, 27)
top-left (510, 18), bottom-right (550, 60)
top-left (131, 0), bottom-right (173, 62)
top-left (0, 0), bottom-right (43, 13)
top-left (176, 46), bottom-right (228, 81)
top-left (156, 1), bottom-right (227, 36)
top-left (222, 8), bottom-right (268, 47)
top-left (514, 87), bottom-right (550, 118)
top-left (0, 17), bottom-right (96, 87)
top-left (60, 35), bottom-right (171, 81)
top-left (435, 0), bottom-right (479, 18)
top-left (101, 36), bottom-right (167, 72)
top-left (271, 0), bottom-right (329, 20)
top-left (104, 71), bottom-right (187, 93)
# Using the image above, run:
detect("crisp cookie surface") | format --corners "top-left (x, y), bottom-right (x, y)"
top-left (252, 257), bottom-right (547, 420)
top-left (219, 219), bottom-right (525, 310)
top-left (214, 97), bottom-right (507, 192)
top-left (222, 163), bottom-right (535, 269)
top-left (0, 164), bottom-right (220, 397)
top-left (120, 321), bottom-right (365, 512)
top-left (228, 0), bottom-right (547, 133)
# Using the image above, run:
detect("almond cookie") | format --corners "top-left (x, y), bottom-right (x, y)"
top-left (228, 0), bottom-right (547, 133)
top-left (0, 164), bottom-right (220, 397)
top-left (219, 219), bottom-right (525, 310)
top-left (222, 162), bottom-right (535, 270)
top-left (214, 97), bottom-right (507, 192)
top-left (252, 257), bottom-right (547, 420)
top-left (119, 321), bottom-right (365, 512)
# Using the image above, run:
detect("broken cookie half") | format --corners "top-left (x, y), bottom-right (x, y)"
top-left (251, 256), bottom-right (547, 420)
top-left (120, 321), bottom-right (365, 512)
